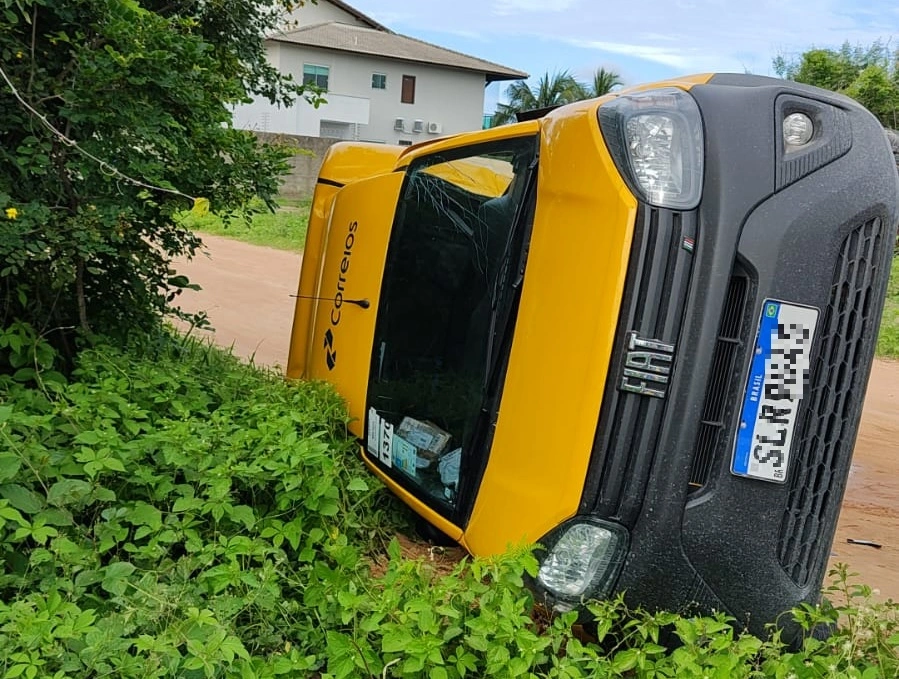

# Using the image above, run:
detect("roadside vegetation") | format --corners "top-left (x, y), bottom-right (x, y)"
top-left (877, 257), bottom-right (899, 358)
top-left (1, 328), bottom-right (898, 677)
top-left (179, 198), bottom-right (311, 252)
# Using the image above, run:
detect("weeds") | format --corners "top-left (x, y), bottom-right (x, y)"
top-left (1, 328), bottom-right (897, 677)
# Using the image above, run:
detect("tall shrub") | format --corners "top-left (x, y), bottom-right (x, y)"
top-left (0, 0), bottom-right (307, 358)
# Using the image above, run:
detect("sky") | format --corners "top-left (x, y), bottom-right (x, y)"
top-left (346, 0), bottom-right (899, 113)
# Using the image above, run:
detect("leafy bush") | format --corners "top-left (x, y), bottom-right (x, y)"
top-left (1, 329), bottom-right (897, 678)
top-left (774, 41), bottom-right (899, 127)
top-left (0, 0), bottom-right (308, 359)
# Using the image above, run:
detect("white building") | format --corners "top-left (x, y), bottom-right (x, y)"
top-left (234, 0), bottom-right (526, 144)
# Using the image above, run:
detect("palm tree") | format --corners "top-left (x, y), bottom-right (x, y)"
top-left (589, 67), bottom-right (623, 97)
top-left (492, 70), bottom-right (586, 126)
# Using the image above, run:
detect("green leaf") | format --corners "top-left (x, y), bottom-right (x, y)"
top-left (611, 649), bottom-right (639, 673)
top-left (103, 457), bottom-right (126, 472)
top-left (221, 635), bottom-right (250, 661)
top-left (318, 498), bottom-right (339, 516)
top-left (74, 430), bottom-right (101, 445)
top-left (0, 503), bottom-right (29, 527)
top-left (172, 496), bottom-right (201, 512)
top-left (12, 367), bottom-right (35, 382)
top-left (34, 507), bottom-right (75, 526)
top-left (47, 479), bottom-right (93, 507)
top-left (0, 453), bottom-right (21, 482)
top-left (226, 504), bottom-right (256, 530)
top-left (182, 657), bottom-right (205, 671)
top-left (5, 664), bottom-right (28, 678)
top-left (382, 631), bottom-right (411, 654)
top-left (101, 561), bottom-right (136, 596)
top-left (127, 502), bottom-right (162, 529)
top-left (31, 524), bottom-right (58, 544)
top-left (346, 477), bottom-right (369, 492)
top-left (0, 483), bottom-right (44, 514)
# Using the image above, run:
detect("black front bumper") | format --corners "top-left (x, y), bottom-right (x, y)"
top-left (580, 76), bottom-right (899, 636)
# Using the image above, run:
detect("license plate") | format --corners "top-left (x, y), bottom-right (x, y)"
top-left (731, 300), bottom-right (818, 484)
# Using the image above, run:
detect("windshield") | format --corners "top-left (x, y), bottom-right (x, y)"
top-left (365, 135), bottom-right (538, 515)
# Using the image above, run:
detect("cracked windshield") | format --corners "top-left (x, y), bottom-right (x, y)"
top-left (366, 135), bottom-right (538, 510)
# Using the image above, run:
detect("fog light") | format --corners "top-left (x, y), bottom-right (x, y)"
top-left (784, 113), bottom-right (814, 147)
top-left (537, 521), bottom-right (628, 599)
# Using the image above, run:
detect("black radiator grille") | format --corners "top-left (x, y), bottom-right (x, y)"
top-left (689, 273), bottom-right (751, 489)
top-left (586, 206), bottom-right (696, 525)
top-left (778, 218), bottom-right (886, 585)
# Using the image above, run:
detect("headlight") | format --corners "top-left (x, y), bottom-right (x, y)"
top-left (536, 519), bottom-right (629, 603)
top-left (598, 88), bottom-right (704, 210)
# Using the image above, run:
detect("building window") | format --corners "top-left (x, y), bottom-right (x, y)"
top-left (372, 73), bottom-right (387, 90)
top-left (401, 75), bottom-right (416, 104)
top-left (398, 140), bottom-right (413, 146)
top-left (303, 64), bottom-right (329, 90)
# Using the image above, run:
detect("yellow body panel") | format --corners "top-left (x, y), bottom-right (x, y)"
top-left (614, 72), bottom-right (713, 95)
top-left (316, 142), bottom-right (405, 186)
top-left (286, 181), bottom-right (338, 380)
top-left (298, 172), bottom-right (404, 438)
top-left (287, 143), bottom-right (405, 381)
top-left (461, 102), bottom-right (638, 554)
top-left (398, 121), bottom-right (540, 164)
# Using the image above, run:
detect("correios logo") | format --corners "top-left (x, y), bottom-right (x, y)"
top-left (323, 328), bottom-right (337, 370)
top-left (323, 220), bottom-right (358, 371)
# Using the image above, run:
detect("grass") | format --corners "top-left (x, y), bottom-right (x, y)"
top-left (877, 256), bottom-right (899, 358)
top-left (179, 197), bottom-right (311, 252)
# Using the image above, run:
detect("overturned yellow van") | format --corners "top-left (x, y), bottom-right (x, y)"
top-left (287, 73), bottom-right (899, 636)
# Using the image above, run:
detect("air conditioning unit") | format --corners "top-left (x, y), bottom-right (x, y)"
top-left (412, 119), bottom-right (424, 133)
top-left (427, 121), bottom-right (442, 134)
top-left (394, 117), bottom-right (405, 132)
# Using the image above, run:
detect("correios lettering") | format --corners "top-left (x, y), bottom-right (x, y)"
top-left (324, 220), bottom-right (358, 370)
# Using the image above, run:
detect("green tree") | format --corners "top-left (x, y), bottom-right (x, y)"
top-left (492, 67), bottom-right (625, 126)
top-left (774, 40), bottom-right (899, 127)
top-left (589, 67), bottom-right (623, 97)
top-left (0, 0), bottom-right (309, 361)
top-left (492, 70), bottom-right (586, 125)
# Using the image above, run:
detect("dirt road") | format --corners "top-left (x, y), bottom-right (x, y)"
top-left (174, 233), bottom-right (899, 600)
top-left (173, 234), bottom-right (301, 369)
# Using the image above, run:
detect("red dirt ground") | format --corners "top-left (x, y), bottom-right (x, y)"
top-left (174, 233), bottom-right (899, 601)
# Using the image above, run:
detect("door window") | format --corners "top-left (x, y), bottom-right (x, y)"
top-left (366, 135), bottom-right (538, 513)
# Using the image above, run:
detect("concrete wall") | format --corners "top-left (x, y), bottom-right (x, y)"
top-left (256, 132), bottom-right (342, 199)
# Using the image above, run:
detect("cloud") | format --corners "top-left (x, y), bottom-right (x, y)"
top-left (354, 0), bottom-right (899, 82)
top-left (566, 39), bottom-right (699, 70)
top-left (492, 0), bottom-right (581, 15)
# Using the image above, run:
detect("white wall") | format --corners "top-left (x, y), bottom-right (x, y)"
top-left (234, 43), bottom-right (486, 143)
top-left (283, 1), bottom-right (370, 28)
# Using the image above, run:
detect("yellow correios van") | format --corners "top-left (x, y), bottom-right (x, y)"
top-left (287, 73), bottom-right (899, 636)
